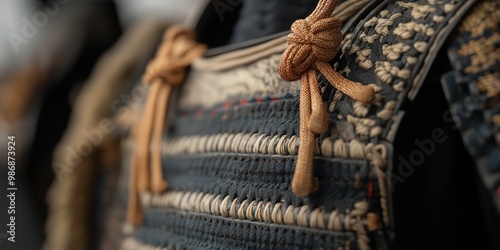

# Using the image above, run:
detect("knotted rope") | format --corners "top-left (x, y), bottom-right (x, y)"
top-left (127, 26), bottom-right (206, 226)
top-left (279, 0), bottom-right (375, 197)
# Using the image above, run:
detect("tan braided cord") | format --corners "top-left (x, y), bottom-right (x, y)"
top-left (278, 0), bottom-right (375, 197)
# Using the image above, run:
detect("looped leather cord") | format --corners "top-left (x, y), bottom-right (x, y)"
top-left (127, 26), bottom-right (206, 226)
top-left (279, 0), bottom-right (375, 197)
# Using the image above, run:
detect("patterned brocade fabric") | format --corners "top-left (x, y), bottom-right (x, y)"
top-left (115, 0), bottom-right (499, 249)
top-left (442, 0), bottom-right (500, 213)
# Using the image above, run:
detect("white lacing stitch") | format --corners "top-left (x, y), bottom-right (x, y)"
top-left (143, 191), bottom-right (370, 236)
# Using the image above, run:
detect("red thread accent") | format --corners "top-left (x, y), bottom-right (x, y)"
top-left (240, 99), bottom-right (249, 105)
top-left (367, 181), bottom-right (374, 199)
top-left (223, 101), bottom-right (232, 110)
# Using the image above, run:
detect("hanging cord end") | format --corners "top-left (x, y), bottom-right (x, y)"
top-left (314, 62), bottom-right (376, 105)
top-left (353, 83), bottom-right (376, 104)
top-left (340, 77), bottom-right (376, 105)
top-left (308, 108), bottom-right (329, 134)
top-left (292, 170), bottom-right (319, 197)
top-left (151, 172), bottom-right (168, 193)
top-left (126, 25), bottom-right (206, 226)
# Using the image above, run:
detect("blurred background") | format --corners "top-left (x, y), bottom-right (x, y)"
top-left (0, 0), bottom-right (205, 249)
top-left (2, 1), bottom-right (498, 250)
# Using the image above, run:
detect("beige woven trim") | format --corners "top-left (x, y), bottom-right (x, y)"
top-left (365, 143), bottom-right (389, 226)
top-left (121, 237), bottom-right (168, 250)
top-left (192, 0), bottom-right (371, 72)
top-left (142, 191), bottom-right (365, 230)
top-left (192, 36), bottom-right (289, 72)
top-left (141, 191), bottom-right (370, 249)
top-left (163, 132), bottom-right (372, 160)
top-left (331, 0), bottom-right (371, 21)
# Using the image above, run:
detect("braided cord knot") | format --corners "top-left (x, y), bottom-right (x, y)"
top-left (279, 0), bottom-right (375, 197)
top-left (143, 27), bottom-right (206, 85)
top-left (280, 17), bottom-right (342, 81)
